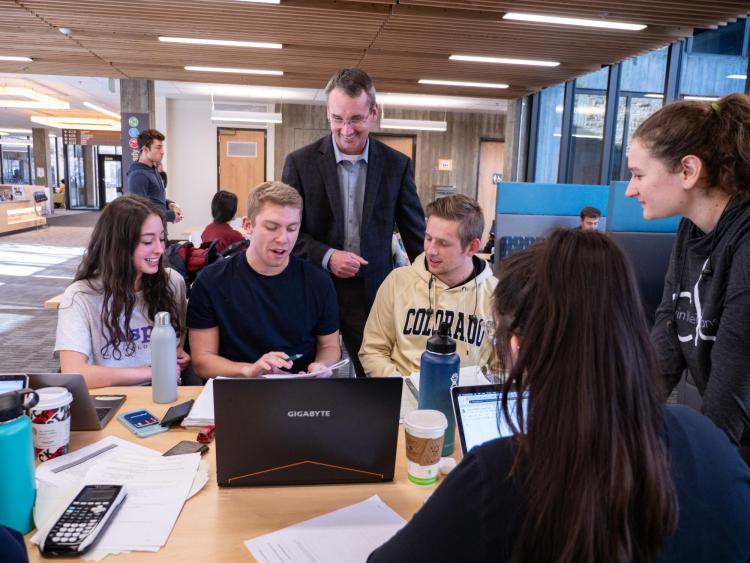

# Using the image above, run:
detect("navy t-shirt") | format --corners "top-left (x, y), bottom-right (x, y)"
top-left (369, 405), bottom-right (750, 562)
top-left (187, 254), bottom-right (338, 372)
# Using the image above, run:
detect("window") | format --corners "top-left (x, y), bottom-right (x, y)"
top-left (568, 67), bottom-right (609, 184)
top-left (533, 84), bottom-right (564, 182)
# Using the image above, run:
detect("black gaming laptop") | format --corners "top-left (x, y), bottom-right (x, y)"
top-left (213, 378), bottom-right (402, 487)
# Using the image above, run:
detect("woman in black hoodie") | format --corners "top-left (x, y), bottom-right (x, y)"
top-left (626, 93), bottom-right (750, 461)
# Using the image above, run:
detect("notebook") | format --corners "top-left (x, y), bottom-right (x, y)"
top-left (213, 378), bottom-right (402, 487)
top-left (452, 383), bottom-right (528, 454)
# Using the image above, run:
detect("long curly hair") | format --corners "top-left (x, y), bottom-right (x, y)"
top-left (74, 195), bottom-right (181, 360)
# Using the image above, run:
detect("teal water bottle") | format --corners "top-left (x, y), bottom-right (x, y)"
top-left (0, 389), bottom-right (39, 534)
top-left (418, 322), bottom-right (460, 456)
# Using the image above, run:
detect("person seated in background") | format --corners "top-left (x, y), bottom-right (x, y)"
top-left (188, 181), bottom-right (340, 378)
top-left (54, 196), bottom-right (190, 388)
top-left (369, 229), bottom-right (750, 563)
top-left (579, 206), bottom-right (601, 230)
top-left (200, 190), bottom-right (245, 252)
top-left (482, 220), bottom-right (496, 254)
top-left (360, 195), bottom-right (497, 377)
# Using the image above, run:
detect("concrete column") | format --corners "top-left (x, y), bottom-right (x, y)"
top-left (32, 128), bottom-right (51, 186)
top-left (120, 79), bottom-right (155, 126)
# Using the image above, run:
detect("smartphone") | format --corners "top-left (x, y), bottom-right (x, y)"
top-left (160, 399), bottom-right (195, 427)
top-left (163, 440), bottom-right (209, 456)
top-left (117, 409), bottom-right (169, 438)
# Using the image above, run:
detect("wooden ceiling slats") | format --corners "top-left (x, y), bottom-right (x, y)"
top-left (1, 0), bottom-right (748, 99)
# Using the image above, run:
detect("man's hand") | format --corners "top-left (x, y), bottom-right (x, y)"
top-left (169, 202), bottom-right (184, 223)
top-left (177, 348), bottom-right (191, 371)
top-left (307, 362), bottom-right (333, 378)
top-left (241, 352), bottom-right (293, 377)
top-left (328, 250), bottom-right (368, 278)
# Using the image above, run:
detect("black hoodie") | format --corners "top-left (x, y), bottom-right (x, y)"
top-left (125, 162), bottom-right (175, 222)
top-left (653, 195), bottom-right (750, 446)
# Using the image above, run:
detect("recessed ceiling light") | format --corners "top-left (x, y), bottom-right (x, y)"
top-left (160, 36), bottom-right (282, 49)
top-left (30, 116), bottom-right (120, 131)
top-left (83, 101), bottom-right (121, 119)
top-left (0, 128), bottom-right (32, 134)
top-left (380, 118), bottom-right (447, 132)
top-left (0, 87), bottom-right (69, 109)
top-left (503, 12), bottom-right (646, 31)
top-left (185, 66), bottom-right (283, 76)
top-left (449, 54), bottom-right (559, 67)
top-left (727, 74), bottom-right (747, 80)
top-left (0, 56), bottom-right (32, 62)
top-left (419, 79), bottom-right (509, 89)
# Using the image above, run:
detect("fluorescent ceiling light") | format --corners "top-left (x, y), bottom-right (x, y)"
top-left (683, 95), bottom-right (720, 101)
top-left (236, 0), bottom-right (280, 3)
top-left (503, 12), bottom-right (646, 31)
top-left (727, 74), bottom-right (747, 80)
top-left (211, 110), bottom-right (282, 123)
top-left (449, 54), bottom-right (559, 67)
top-left (160, 36), bottom-right (281, 49)
top-left (0, 56), bottom-right (32, 62)
top-left (644, 93), bottom-right (664, 99)
top-left (0, 87), bottom-right (69, 109)
top-left (380, 118), bottom-right (447, 132)
top-left (185, 66), bottom-right (283, 76)
top-left (0, 128), bottom-right (32, 133)
top-left (1, 141), bottom-right (32, 146)
top-left (83, 101), bottom-right (120, 119)
top-left (30, 116), bottom-right (120, 131)
top-left (419, 79), bottom-right (509, 89)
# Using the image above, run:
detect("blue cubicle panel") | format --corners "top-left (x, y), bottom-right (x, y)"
top-left (606, 181), bottom-right (680, 233)
top-left (496, 182), bottom-right (609, 216)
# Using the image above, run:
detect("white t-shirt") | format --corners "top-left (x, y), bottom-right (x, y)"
top-left (54, 269), bottom-right (186, 368)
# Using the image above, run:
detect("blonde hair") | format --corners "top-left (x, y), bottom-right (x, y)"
top-left (246, 181), bottom-right (303, 221)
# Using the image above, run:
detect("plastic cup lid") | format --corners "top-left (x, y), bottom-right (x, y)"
top-left (32, 386), bottom-right (73, 411)
top-left (404, 409), bottom-right (448, 433)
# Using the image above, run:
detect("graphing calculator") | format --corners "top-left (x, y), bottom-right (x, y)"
top-left (39, 484), bottom-right (127, 556)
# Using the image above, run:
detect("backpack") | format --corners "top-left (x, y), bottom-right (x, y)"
top-left (166, 239), bottom-right (222, 290)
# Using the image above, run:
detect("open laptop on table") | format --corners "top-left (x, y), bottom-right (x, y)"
top-left (214, 377), bottom-right (402, 487)
top-left (26, 373), bottom-right (126, 430)
top-left (452, 383), bottom-right (528, 455)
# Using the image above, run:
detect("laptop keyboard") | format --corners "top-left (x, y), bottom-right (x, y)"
top-left (95, 407), bottom-right (109, 421)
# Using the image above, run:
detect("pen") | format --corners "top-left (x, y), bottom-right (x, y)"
top-left (286, 353), bottom-right (302, 362)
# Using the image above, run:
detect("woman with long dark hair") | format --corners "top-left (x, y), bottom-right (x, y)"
top-left (54, 195), bottom-right (189, 388)
top-left (626, 93), bottom-right (750, 458)
top-left (369, 229), bottom-right (750, 563)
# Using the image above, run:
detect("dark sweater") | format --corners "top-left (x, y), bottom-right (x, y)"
top-left (652, 195), bottom-right (750, 446)
top-left (369, 406), bottom-right (750, 563)
top-left (125, 162), bottom-right (175, 222)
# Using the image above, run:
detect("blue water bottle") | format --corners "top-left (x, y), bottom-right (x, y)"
top-left (0, 389), bottom-right (39, 534)
top-left (418, 322), bottom-right (460, 456)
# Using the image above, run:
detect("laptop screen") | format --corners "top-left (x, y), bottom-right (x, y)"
top-left (453, 385), bottom-right (528, 453)
top-left (0, 374), bottom-right (27, 395)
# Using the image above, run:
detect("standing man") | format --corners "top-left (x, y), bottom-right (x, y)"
top-left (579, 207), bottom-right (601, 231)
top-left (282, 68), bottom-right (425, 377)
top-left (126, 129), bottom-right (183, 224)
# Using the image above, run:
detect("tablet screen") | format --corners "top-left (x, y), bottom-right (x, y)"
top-left (454, 386), bottom-right (527, 452)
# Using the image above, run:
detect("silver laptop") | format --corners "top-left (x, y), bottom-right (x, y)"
top-left (27, 373), bottom-right (126, 430)
top-left (452, 383), bottom-right (528, 454)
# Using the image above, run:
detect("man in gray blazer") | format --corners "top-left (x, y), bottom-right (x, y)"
top-left (282, 68), bottom-right (425, 377)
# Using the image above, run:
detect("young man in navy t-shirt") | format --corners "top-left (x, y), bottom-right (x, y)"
top-left (188, 181), bottom-right (340, 378)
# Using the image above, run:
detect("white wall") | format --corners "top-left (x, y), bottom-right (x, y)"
top-left (165, 98), bottom-right (276, 230)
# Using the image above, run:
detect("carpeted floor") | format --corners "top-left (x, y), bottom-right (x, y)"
top-left (0, 225), bottom-right (91, 373)
top-left (45, 210), bottom-right (101, 228)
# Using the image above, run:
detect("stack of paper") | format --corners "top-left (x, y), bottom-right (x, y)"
top-left (182, 378), bottom-right (216, 427)
top-left (244, 495), bottom-right (406, 563)
top-left (32, 436), bottom-right (205, 561)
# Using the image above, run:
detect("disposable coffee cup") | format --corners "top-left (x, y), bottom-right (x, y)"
top-left (404, 409), bottom-right (448, 486)
top-left (30, 386), bottom-right (73, 462)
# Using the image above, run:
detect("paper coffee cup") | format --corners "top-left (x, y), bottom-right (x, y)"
top-left (404, 409), bottom-right (448, 486)
top-left (30, 387), bottom-right (73, 462)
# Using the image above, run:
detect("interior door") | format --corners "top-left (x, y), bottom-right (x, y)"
top-left (371, 134), bottom-right (415, 161)
top-left (218, 128), bottom-right (266, 209)
top-left (477, 140), bottom-right (505, 245)
top-left (98, 154), bottom-right (122, 204)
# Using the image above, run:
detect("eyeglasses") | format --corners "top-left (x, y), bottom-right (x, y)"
top-left (328, 114), bottom-right (371, 127)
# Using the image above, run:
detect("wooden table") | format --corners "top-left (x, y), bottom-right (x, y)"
top-left (43, 293), bottom-right (64, 309)
top-left (26, 387), bottom-right (441, 561)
